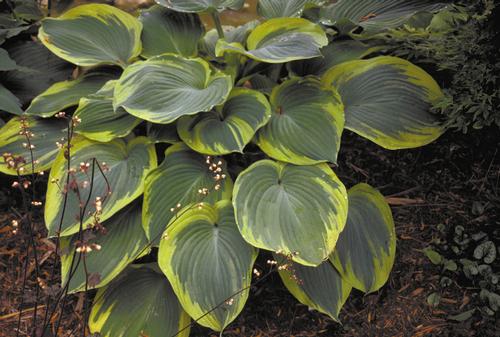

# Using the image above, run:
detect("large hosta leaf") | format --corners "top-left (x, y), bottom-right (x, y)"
top-left (257, 0), bottom-right (326, 19)
top-left (158, 201), bottom-right (258, 331)
top-left (139, 5), bottom-right (204, 58)
top-left (143, 143), bottom-right (233, 243)
top-left (277, 257), bottom-right (351, 321)
top-left (177, 87), bottom-right (271, 155)
top-left (0, 117), bottom-right (66, 175)
top-left (156, 0), bottom-right (245, 13)
top-left (233, 160), bottom-right (348, 266)
top-left (255, 77), bottom-right (344, 165)
top-left (320, 0), bottom-right (448, 34)
top-left (114, 54), bottom-right (232, 124)
top-left (39, 4), bottom-right (142, 67)
top-left (322, 56), bottom-right (444, 149)
top-left (216, 18), bottom-right (328, 63)
top-left (0, 83), bottom-right (22, 115)
top-left (330, 183), bottom-right (396, 293)
top-left (45, 137), bottom-right (157, 237)
top-left (25, 72), bottom-right (114, 117)
top-left (1, 41), bottom-right (73, 105)
top-left (89, 264), bottom-right (190, 337)
top-left (74, 81), bottom-right (141, 142)
top-left (60, 201), bottom-right (149, 293)
top-left (288, 39), bottom-right (383, 77)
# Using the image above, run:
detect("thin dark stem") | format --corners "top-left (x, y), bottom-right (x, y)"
top-left (55, 159), bottom-right (98, 336)
top-left (211, 12), bottom-right (225, 39)
top-left (40, 121), bottom-right (74, 335)
top-left (15, 243), bottom-right (30, 337)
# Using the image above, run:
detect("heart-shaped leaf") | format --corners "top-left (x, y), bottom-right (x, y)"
top-left (257, 0), bottom-right (326, 19)
top-left (89, 264), bottom-right (190, 337)
top-left (0, 83), bottom-right (22, 115)
top-left (156, 0), bottom-right (245, 13)
top-left (60, 201), bottom-right (149, 293)
top-left (25, 72), bottom-right (114, 117)
top-left (139, 5), bottom-right (204, 58)
top-left (322, 56), bottom-right (444, 149)
top-left (114, 54), bottom-right (232, 124)
top-left (233, 160), bottom-right (348, 266)
top-left (143, 143), bottom-right (233, 244)
top-left (45, 137), bottom-right (157, 237)
top-left (177, 87), bottom-right (271, 155)
top-left (74, 81), bottom-right (141, 142)
top-left (0, 116), bottom-right (67, 175)
top-left (39, 4), bottom-right (142, 67)
top-left (319, 0), bottom-right (448, 34)
top-left (277, 257), bottom-right (351, 321)
top-left (255, 77), bottom-right (344, 165)
top-left (329, 183), bottom-right (396, 293)
top-left (158, 201), bottom-right (258, 331)
top-left (216, 18), bottom-right (328, 63)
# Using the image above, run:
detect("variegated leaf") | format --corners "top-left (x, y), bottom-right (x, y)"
top-left (158, 201), bottom-right (258, 331)
top-left (255, 77), bottom-right (344, 165)
top-left (39, 4), bottom-right (142, 67)
top-left (233, 160), bottom-right (348, 266)
top-left (330, 183), bottom-right (396, 293)
top-left (322, 56), bottom-right (444, 149)
top-left (177, 87), bottom-right (271, 155)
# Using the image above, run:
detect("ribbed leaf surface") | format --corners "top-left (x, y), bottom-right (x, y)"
top-left (255, 77), bottom-right (344, 165)
top-left (233, 160), bottom-right (348, 266)
top-left (114, 54), bottom-right (232, 124)
top-left (216, 18), bottom-right (328, 63)
top-left (330, 183), bottom-right (396, 293)
top-left (89, 264), bottom-right (190, 337)
top-left (45, 137), bottom-right (157, 236)
top-left (178, 87), bottom-right (271, 155)
top-left (322, 56), bottom-right (444, 149)
top-left (60, 201), bottom-right (149, 293)
top-left (25, 72), bottom-right (114, 117)
top-left (277, 257), bottom-right (351, 321)
top-left (2, 41), bottom-right (73, 105)
top-left (74, 81), bottom-right (140, 142)
top-left (288, 39), bottom-right (383, 77)
top-left (320, 0), bottom-right (447, 33)
top-left (143, 143), bottom-right (233, 244)
top-left (156, 0), bottom-right (245, 13)
top-left (257, 0), bottom-right (325, 19)
top-left (158, 201), bottom-right (258, 331)
top-left (0, 116), bottom-right (66, 175)
top-left (139, 5), bottom-right (204, 58)
top-left (39, 4), bottom-right (142, 67)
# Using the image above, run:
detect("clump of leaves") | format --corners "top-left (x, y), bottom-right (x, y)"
top-left (0, 0), bottom-right (452, 335)
top-left (379, 0), bottom-right (500, 132)
top-left (424, 217), bottom-right (500, 321)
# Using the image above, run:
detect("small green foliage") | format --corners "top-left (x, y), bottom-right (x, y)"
top-left (382, 0), bottom-right (500, 132)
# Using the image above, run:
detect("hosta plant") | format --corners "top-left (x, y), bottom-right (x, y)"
top-left (0, 0), bottom-right (449, 335)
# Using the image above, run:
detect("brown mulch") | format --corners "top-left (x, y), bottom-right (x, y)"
top-left (1, 128), bottom-right (499, 337)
